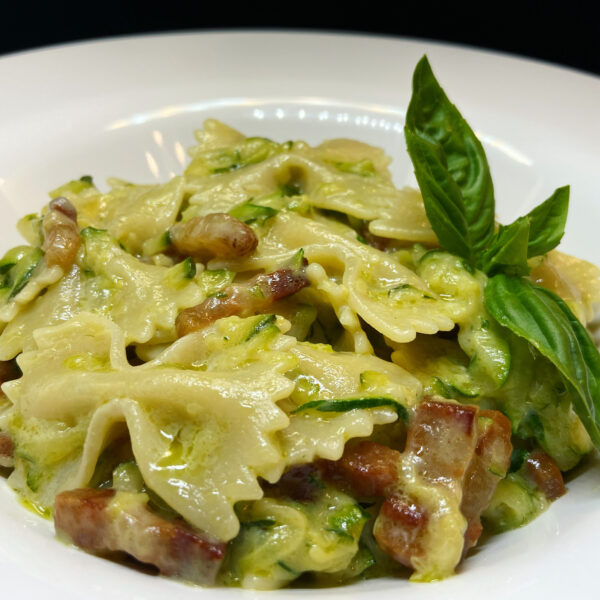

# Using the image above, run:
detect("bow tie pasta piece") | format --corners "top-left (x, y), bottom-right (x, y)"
top-left (3, 313), bottom-right (298, 541)
top-left (183, 120), bottom-right (291, 215)
top-left (0, 245), bottom-right (63, 327)
top-left (184, 153), bottom-right (293, 217)
top-left (277, 342), bottom-right (420, 466)
top-left (79, 229), bottom-right (205, 343)
top-left (183, 121), bottom-right (435, 246)
top-left (302, 141), bottom-right (436, 244)
top-left (0, 231), bottom-right (208, 359)
top-left (48, 176), bottom-right (185, 255)
top-left (308, 180), bottom-right (436, 245)
top-left (188, 119), bottom-right (388, 178)
top-left (0, 265), bottom-right (89, 359)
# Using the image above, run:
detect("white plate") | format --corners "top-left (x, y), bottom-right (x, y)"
top-left (1, 31), bottom-right (599, 600)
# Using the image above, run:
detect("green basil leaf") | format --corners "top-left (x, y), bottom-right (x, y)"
top-left (405, 128), bottom-right (472, 260)
top-left (477, 216), bottom-right (530, 276)
top-left (484, 274), bottom-right (600, 446)
top-left (525, 186), bottom-right (569, 258)
top-left (405, 56), bottom-right (495, 262)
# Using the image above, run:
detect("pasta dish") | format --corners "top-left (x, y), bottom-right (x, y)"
top-left (0, 56), bottom-right (599, 589)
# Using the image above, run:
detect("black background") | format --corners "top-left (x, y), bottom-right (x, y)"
top-left (1, 2), bottom-right (599, 77)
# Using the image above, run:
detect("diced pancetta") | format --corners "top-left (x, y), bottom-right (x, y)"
top-left (54, 488), bottom-right (226, 584)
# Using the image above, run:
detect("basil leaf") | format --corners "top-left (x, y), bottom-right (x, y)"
top-left (526, 186), bottom-right (569, 258)
top-left (484, 274), bottom-right (600, 446)
top-left (477, 216), bottom-right (530, 276)
top-left (405, 128), bottom-right (472, 260)
top-left (405, 56), bottom-right (495, 263)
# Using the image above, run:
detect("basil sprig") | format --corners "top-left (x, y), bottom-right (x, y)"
top-left (405, 56), bottom-right (569, 275)
top-left (405, 56), bottom-right (600, 447)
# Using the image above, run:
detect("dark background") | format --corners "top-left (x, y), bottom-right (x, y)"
top-left (1, 3), bottom-right (599, 77)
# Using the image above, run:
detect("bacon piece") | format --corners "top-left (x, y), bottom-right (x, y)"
top-left (522, 449), bottom-right (566, 500)
top-left (324, 399), bottom-right (506, 574)
top-left (0, 433), bottom-right (14, 468)
top-left (373, 399), bottom-right (478, 570)
top-left (176, 267), bottom-right (308, 336)
top-left (323, 441), bottom-right (400, 499)
top-left (54, 488), bottom-right (226, 584)
top-left (404, 399), bottom-right (478, 488)
top-left (170, 213), bottom-right (257, 261)
top-left (461, 410), bottom-right (513, 553)
top-left (49, 196), bottom-right (78, 221)
top-left (374, 494), bottom-right (428, 565)
top-left (43, 196), bottom-right (80, 269)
